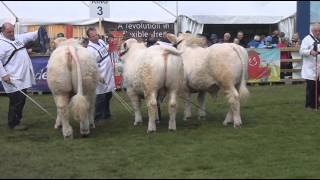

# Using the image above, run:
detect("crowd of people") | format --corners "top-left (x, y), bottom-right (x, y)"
top-left (200, 30), bottom-right (302, 79)
top-left (202, 30), bottom-right (301, 49)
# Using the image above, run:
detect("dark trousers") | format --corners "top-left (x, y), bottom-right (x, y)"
top-left (95, 92), bottom-right (112, 120)
top-left (7, 89), bottom-right (27, 128)
top-left (305, 79), bottom-right (320, 109)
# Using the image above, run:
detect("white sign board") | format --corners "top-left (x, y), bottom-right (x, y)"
top-left (90, 1), bottom-right (110, 18)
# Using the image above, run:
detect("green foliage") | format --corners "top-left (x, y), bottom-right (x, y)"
top-left (1, 84), bottom-right (320, 178)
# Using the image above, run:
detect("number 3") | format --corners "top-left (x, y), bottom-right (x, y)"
top-left (97, 6), bottom-right (103, 15)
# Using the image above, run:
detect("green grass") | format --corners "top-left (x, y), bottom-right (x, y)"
top-left (1, 84), bottom-right (320, 178)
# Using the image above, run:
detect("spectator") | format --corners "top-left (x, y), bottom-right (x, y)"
top-left (0, 22), bottom-right (39, 130)
top-left (146, 33), bottom-right (157, 47)
top-left (237, 31), bottom-right (247, 48)
top-left (196, 33), bottom-right (208, 47)
top-left (271, 30), bottom-right (280, 44)
top-left (277, 37), bottom-right (291, 79)
top-left (279, 31), bottom-right (286, 39)
top-left (289, 32), bottom-right (301, 47)
top-left (247, 35), bottom-right (261, 48)
top-left (264, 35), bottom-right (276, 48)
top-left (86, 27), bottom-right (115, 121)
top-left (300, 23), bottom-right (320, 110)
top-left (257, 34), bottom-right (267, 48)
top-left (220, 32), bottom-right (231, 43)
top-left (107, 33), bottom-right (116, 53)
top-left (208, 33), bottom-right (218, 46)
top-left (233, 38), bottom-right (240, 45)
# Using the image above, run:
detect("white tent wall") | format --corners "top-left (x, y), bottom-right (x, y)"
top-left (1, 1), bottom-right (297, 38)
top-left (178, 1), bottom-right (296, 17)
top-left (278, 14), bottom-right (296, 40)
top-left (2, 1), bottom-right (90, 25)
top-left (178, 15), bottom-right (203, 34)
top-left (109, 1), bottom-right (177, 21)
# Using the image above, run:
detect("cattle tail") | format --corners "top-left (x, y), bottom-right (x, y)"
top-left (231, 45), bottom-right (250, 100)
top-left (68, 46), bottom-right (89, 122)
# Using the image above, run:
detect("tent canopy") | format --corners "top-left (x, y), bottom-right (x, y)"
top-left (0, 1), bottom-right (296, 25)
top-left (0, 1), bottom-right (176, 25)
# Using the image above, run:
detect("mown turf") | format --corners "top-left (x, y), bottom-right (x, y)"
top-left (1, 84), bottom-right (320, 178)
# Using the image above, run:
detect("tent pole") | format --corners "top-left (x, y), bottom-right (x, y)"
top-left (1, 1), bottom-right (20, 33)
top-left (1, 1), bottom-right (18, 20)
top-left (176, 1), bottom-right (180, 34)
top-left (99, 17), bottom-right (102, 36)
top-left (152, 1), bottom-right (176, 18)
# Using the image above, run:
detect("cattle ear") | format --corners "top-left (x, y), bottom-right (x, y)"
top-left (166, 33), bottom-right (177, 43)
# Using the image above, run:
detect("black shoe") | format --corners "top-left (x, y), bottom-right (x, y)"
top-left (103, 114), bottom-right (111, 119)
top-left (12, 124), bottom-right (28, 131)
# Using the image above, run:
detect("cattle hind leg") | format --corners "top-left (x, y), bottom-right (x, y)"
top-left (168, 90), bottom-right (177, 131)
top-left (224, 87), bottom-right (242, 128)
top-left (198, 92), bottom-right (206, 120)
top-left (54, 95), bottom-right (73, 138)
top-left (127, 88), bottom-right (143, 126)
top-left (88, 94), bottom-right (96, 129)
top-left (223, 108), bottom-right (233, 126)
top-left (146, 92), bottom-right (157, 133)
top-left (183, 92), bottom-right (192, 121)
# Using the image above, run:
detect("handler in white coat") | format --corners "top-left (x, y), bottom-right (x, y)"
top-left (300, 23), bottom-right (320, 109)
top-left (0, 22), bottom-right (38, 130)
top-left (86, 27), bottom-right (115, 121)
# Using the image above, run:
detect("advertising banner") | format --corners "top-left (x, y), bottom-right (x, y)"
top-left (103, 21), bottom-right (174, 41)
top-left (248, 48), bottom-right (281, 82)
top-left (0, 56), bottom-right (50, 93)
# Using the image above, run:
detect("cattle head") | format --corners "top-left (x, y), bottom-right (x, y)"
top-left (52, 38), bottom-right (81, 50)
top-left (52, 37), bottom-right (67, 49)
top-left (167, 33), bottom-right (207, 49)
top-left (166, 33), bottom-right (191, 49)
top-left (119, 38), bottom-right (139, 61)
top-left (119, 38), bottom-right (140, 61)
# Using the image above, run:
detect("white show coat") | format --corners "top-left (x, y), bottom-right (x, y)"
top-left (0, 31), bottom-right (38, 93)
top-left (300, 33), bottom-right (320, 80)
top-left (87, 39), bottom-right (115, 94)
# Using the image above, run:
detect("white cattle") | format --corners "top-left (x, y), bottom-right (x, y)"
top-left (167, 33), bottom-right (249, 128)
top-left (119, 38), bottom-right (184, 132)
top-left (47, 38), bottom-right (98, 138)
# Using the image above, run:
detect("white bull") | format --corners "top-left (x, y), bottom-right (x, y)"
top-left (119, 38), bottom-right (184, 132)
top-left (168, 33), bottom-right (249, 128)
top-left (47, 38), bottom-right (98, 138)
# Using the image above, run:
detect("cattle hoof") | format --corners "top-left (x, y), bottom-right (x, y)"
top-left (81, 133), bottom-right (90, 138)
top-left (81, 129), bottom-right (90, 137)
top-left (64, 134), bottom-right (73, 140)
top-left (54, 124), bottom-right (62, 129)
top-left (134, 121), bottom-right (142, 126)
top-left (147, 130), bottom-right (156, 133)
top-left (168, 128), bottom-right (176, 132)
top-left (183, 117), bottom-right (192, 121)
top-left (233, 123), bottom-right (242, 129)
top-left (90, 123), bottom-right (96, 128)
